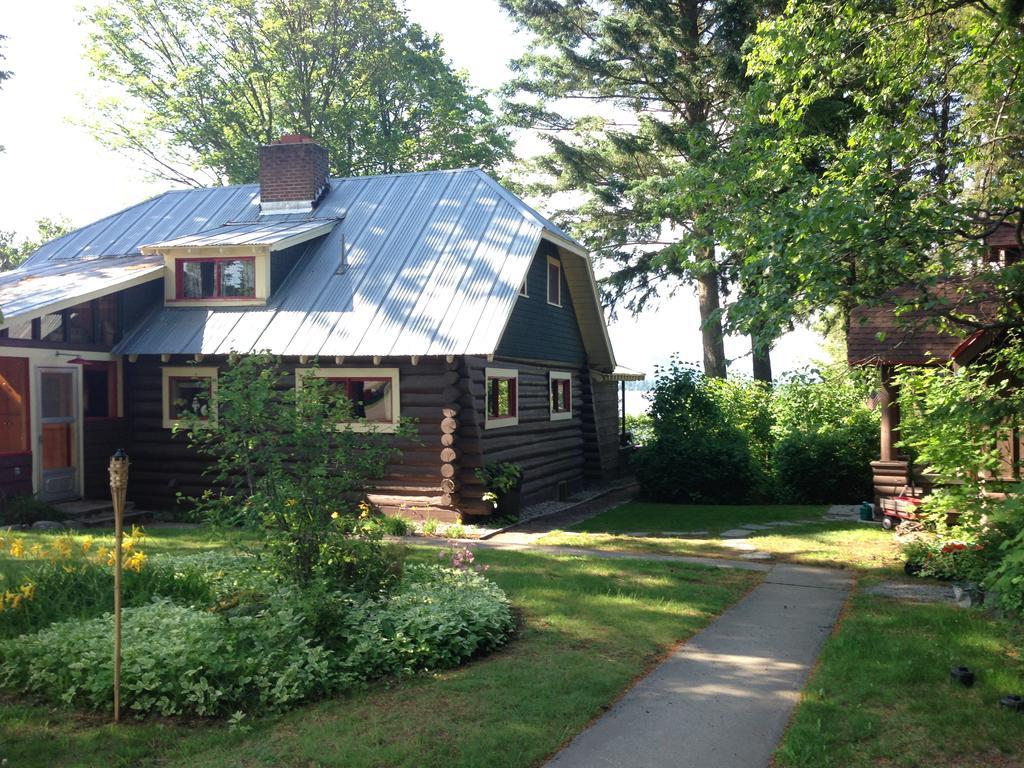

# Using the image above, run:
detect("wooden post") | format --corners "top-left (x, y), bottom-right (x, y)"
top-left (108, 448), bottom-right (130, 724)
top-left (620, 380), bottom-right (626, 443)
top-left (879, 367), bottom-right (900, 461)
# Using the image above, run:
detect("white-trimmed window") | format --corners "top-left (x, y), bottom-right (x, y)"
top-left (549, 371), bottom-right (572, 421)
top-left (546, 256), bottom-right (562, 307)
top-left (519, 276), bottom-right (529, 298)
top-left (485, 367), bottom-right (519, 429)
top-left (162, 366), bottom-right (218, 429)
top-left (297, 367), bottom-right (401, 433)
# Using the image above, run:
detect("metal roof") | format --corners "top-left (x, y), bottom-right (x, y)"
top-left (141, 218), bottom-right (338, 251)
top-left (9, 168), bottom-right (615, 367)
top-left (0, 255), bottom-right (164, 325)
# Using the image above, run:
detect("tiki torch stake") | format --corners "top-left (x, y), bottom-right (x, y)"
top-left (108, 448), bottom-right (129, 724)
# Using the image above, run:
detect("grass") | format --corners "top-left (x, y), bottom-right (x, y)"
top-left (569, 502), bottom-right (827, 535)
top-left (0, 529), bottom-right (760, 768)
top-left (538, 502), bottom-right (903, 576)
top-left (774, 590), bottom-right (1024, 767)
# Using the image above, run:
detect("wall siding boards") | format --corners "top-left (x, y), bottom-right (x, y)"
top-left (495, 241), bottom-right (586, 365)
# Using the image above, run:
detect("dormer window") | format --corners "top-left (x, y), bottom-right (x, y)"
top-left (176, 258), bottom-right (256, 300)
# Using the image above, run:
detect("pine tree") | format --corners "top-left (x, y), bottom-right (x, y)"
top-left (501, 0), bottom-right (783, 378)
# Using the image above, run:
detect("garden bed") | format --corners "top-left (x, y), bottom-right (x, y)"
top-left (0, 533), bottom-right (514, 719)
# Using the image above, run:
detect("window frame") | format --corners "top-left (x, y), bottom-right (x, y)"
top-left (546, 256), bottom-right (562, 307)
top-left (549, 370), bottom-right (572, 421)
top-left (161, 366), bottom-right (218, 429)
top-left (484, 367), bottom-right (519, 429)
top-left (174, 256), bottom-right (257, 301)
top-left (296, 367), bottom-right (401, 433)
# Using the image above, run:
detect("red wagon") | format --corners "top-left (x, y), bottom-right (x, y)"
top-left (879, 491), bottom-right (923, 530)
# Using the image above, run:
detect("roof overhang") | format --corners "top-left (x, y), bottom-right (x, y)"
top-left (0, 254), bottom-right (165, 327)
top-left (592, 365), bottom-right (646, 382)
top-left (139, 218), bottom-right (338, 254)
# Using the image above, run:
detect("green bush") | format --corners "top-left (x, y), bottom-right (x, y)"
top-left (0, 495), bottom-right (63, 526)
top-left (633, 358), bottom-right (756, 503)
top-left (0, 562), bottom-right (514, 718)
top-left (178, 353), bottom-right (417, 589)
top-left (632, 358), bottom-right (877, 504)
top-left (772, 423), bottom-right (876, 504)
top-left (770, 366), bottom-right (878, 504)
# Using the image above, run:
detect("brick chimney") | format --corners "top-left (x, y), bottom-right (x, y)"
top-left (259, 134), bottom-right (330, 214)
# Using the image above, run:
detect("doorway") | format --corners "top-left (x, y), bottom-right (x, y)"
top-left (39, 367), bottom-right (78, 501)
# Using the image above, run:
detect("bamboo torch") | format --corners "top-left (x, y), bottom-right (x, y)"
top-left (108, 448), bottom-right (129, 723)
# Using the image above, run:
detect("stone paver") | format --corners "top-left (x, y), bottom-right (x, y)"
top-left (720, 528), bottom-right (754, 539)
top-left (545, 564), bottom-right (853, 768)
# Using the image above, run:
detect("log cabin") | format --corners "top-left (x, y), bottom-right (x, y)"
top-left (0, 136), bottom-right (642, 521)
top-left (847, 225), bottom-right (1021, 511)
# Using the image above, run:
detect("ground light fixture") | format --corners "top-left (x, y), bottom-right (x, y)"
top-left (1000, 695), bottom-right (1024, 711)
top-left (949, 667), bottom-right (975, 687)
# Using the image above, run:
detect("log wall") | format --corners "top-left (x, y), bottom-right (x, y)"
top-left (461, 356), bottom-right (588, 513)
top-left (82, 418), bottom-right (130, 498)
top-left (123, 355), bottom-right (461, 520)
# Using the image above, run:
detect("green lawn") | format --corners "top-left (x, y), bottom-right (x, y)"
top-left (0, 529), bottom-right (760, 768)
top-left (539, 503), bottom-right (903, 576)
top-left (569, 501), bottom-right (827, 534)
top-left (775, 590), bottom-right (1024, 767)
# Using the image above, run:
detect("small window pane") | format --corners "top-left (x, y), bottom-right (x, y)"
top-left (0, 358), bottom-right (30, 453)
top-left (6, 320), bottom-right (33, 339)
top-left (325, 378), bottom-right (394, 422)
top-left (169, 377), bottom-right (212, 421)
top-left (219, 260), bottom-right (256, 297)
top-left (96, 295), bottom-right (119, 346)
top-left (84, 366), bottom-right (113, 418)
top-left (487, 378), bottom-right (515, 418)
top-left (41, 372), bottom-right (74, 419)
top-left (548, 262), bottom-right (561, 305)
top-left (66, 302), bottom-right (95, 345)
top-left (181, 261), bottom-right (215, 298)
top-left (40, 312), bottom-right (65, 342)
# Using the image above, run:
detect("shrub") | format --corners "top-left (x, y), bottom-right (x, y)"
top-left (770, 366), bottom-right (878, 504)
top-left (633, 357), bottom-right (755, 503)
top-left (0, 495), bottom-right (64, 526)
top-left (0, 563), bottom-right (514, 718)
top-left (0, 600), bottom-right (335, 717)
top-left (773, 423), bottom-right (876, 503)
top-left (178, 353), bottom-right (416, 589)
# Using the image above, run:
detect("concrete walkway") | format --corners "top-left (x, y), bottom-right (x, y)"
top-left (545, 562), bottom-right (853, 768)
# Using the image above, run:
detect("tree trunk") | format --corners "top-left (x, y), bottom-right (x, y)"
top-left (752, 340), bottom-right (772, 384)
top-left (696, 262), bottom-right (727, 378)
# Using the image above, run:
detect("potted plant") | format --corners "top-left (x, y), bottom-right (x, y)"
top-left (474, 462), bottom-right (523, 518)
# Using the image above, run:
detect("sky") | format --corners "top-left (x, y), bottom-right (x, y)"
top-left (0, 0), bottom-right (826, 379)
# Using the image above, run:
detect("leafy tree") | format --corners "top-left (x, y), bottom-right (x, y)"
top-left (703, 0), bottom-right (1024, 346)
top-left (0, 218), bottom-right (74, 272)
top-left (0, 34), bottom-right (11, 153)
top-left (178, 353), bottom-right (415, 587)
top-left (500, 0), bottom-right (784, 378)
top-left (85, 0), bottom-right (512, 185)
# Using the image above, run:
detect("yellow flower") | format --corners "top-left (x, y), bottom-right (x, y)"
top-left (331, 511), bottom-right (340, 520)
top-left (81, 536), bottom-right (94, 553)
top-left (28, 543), bottom-right (44, 559)
top-left (19, 581), bottom-right (34, 600)
top-left (125, 551), bottom-right (147, 573)
top-left (9, 539), bottom-right (24, 558)
top-left (285, 498), bottom-right (298, 508)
